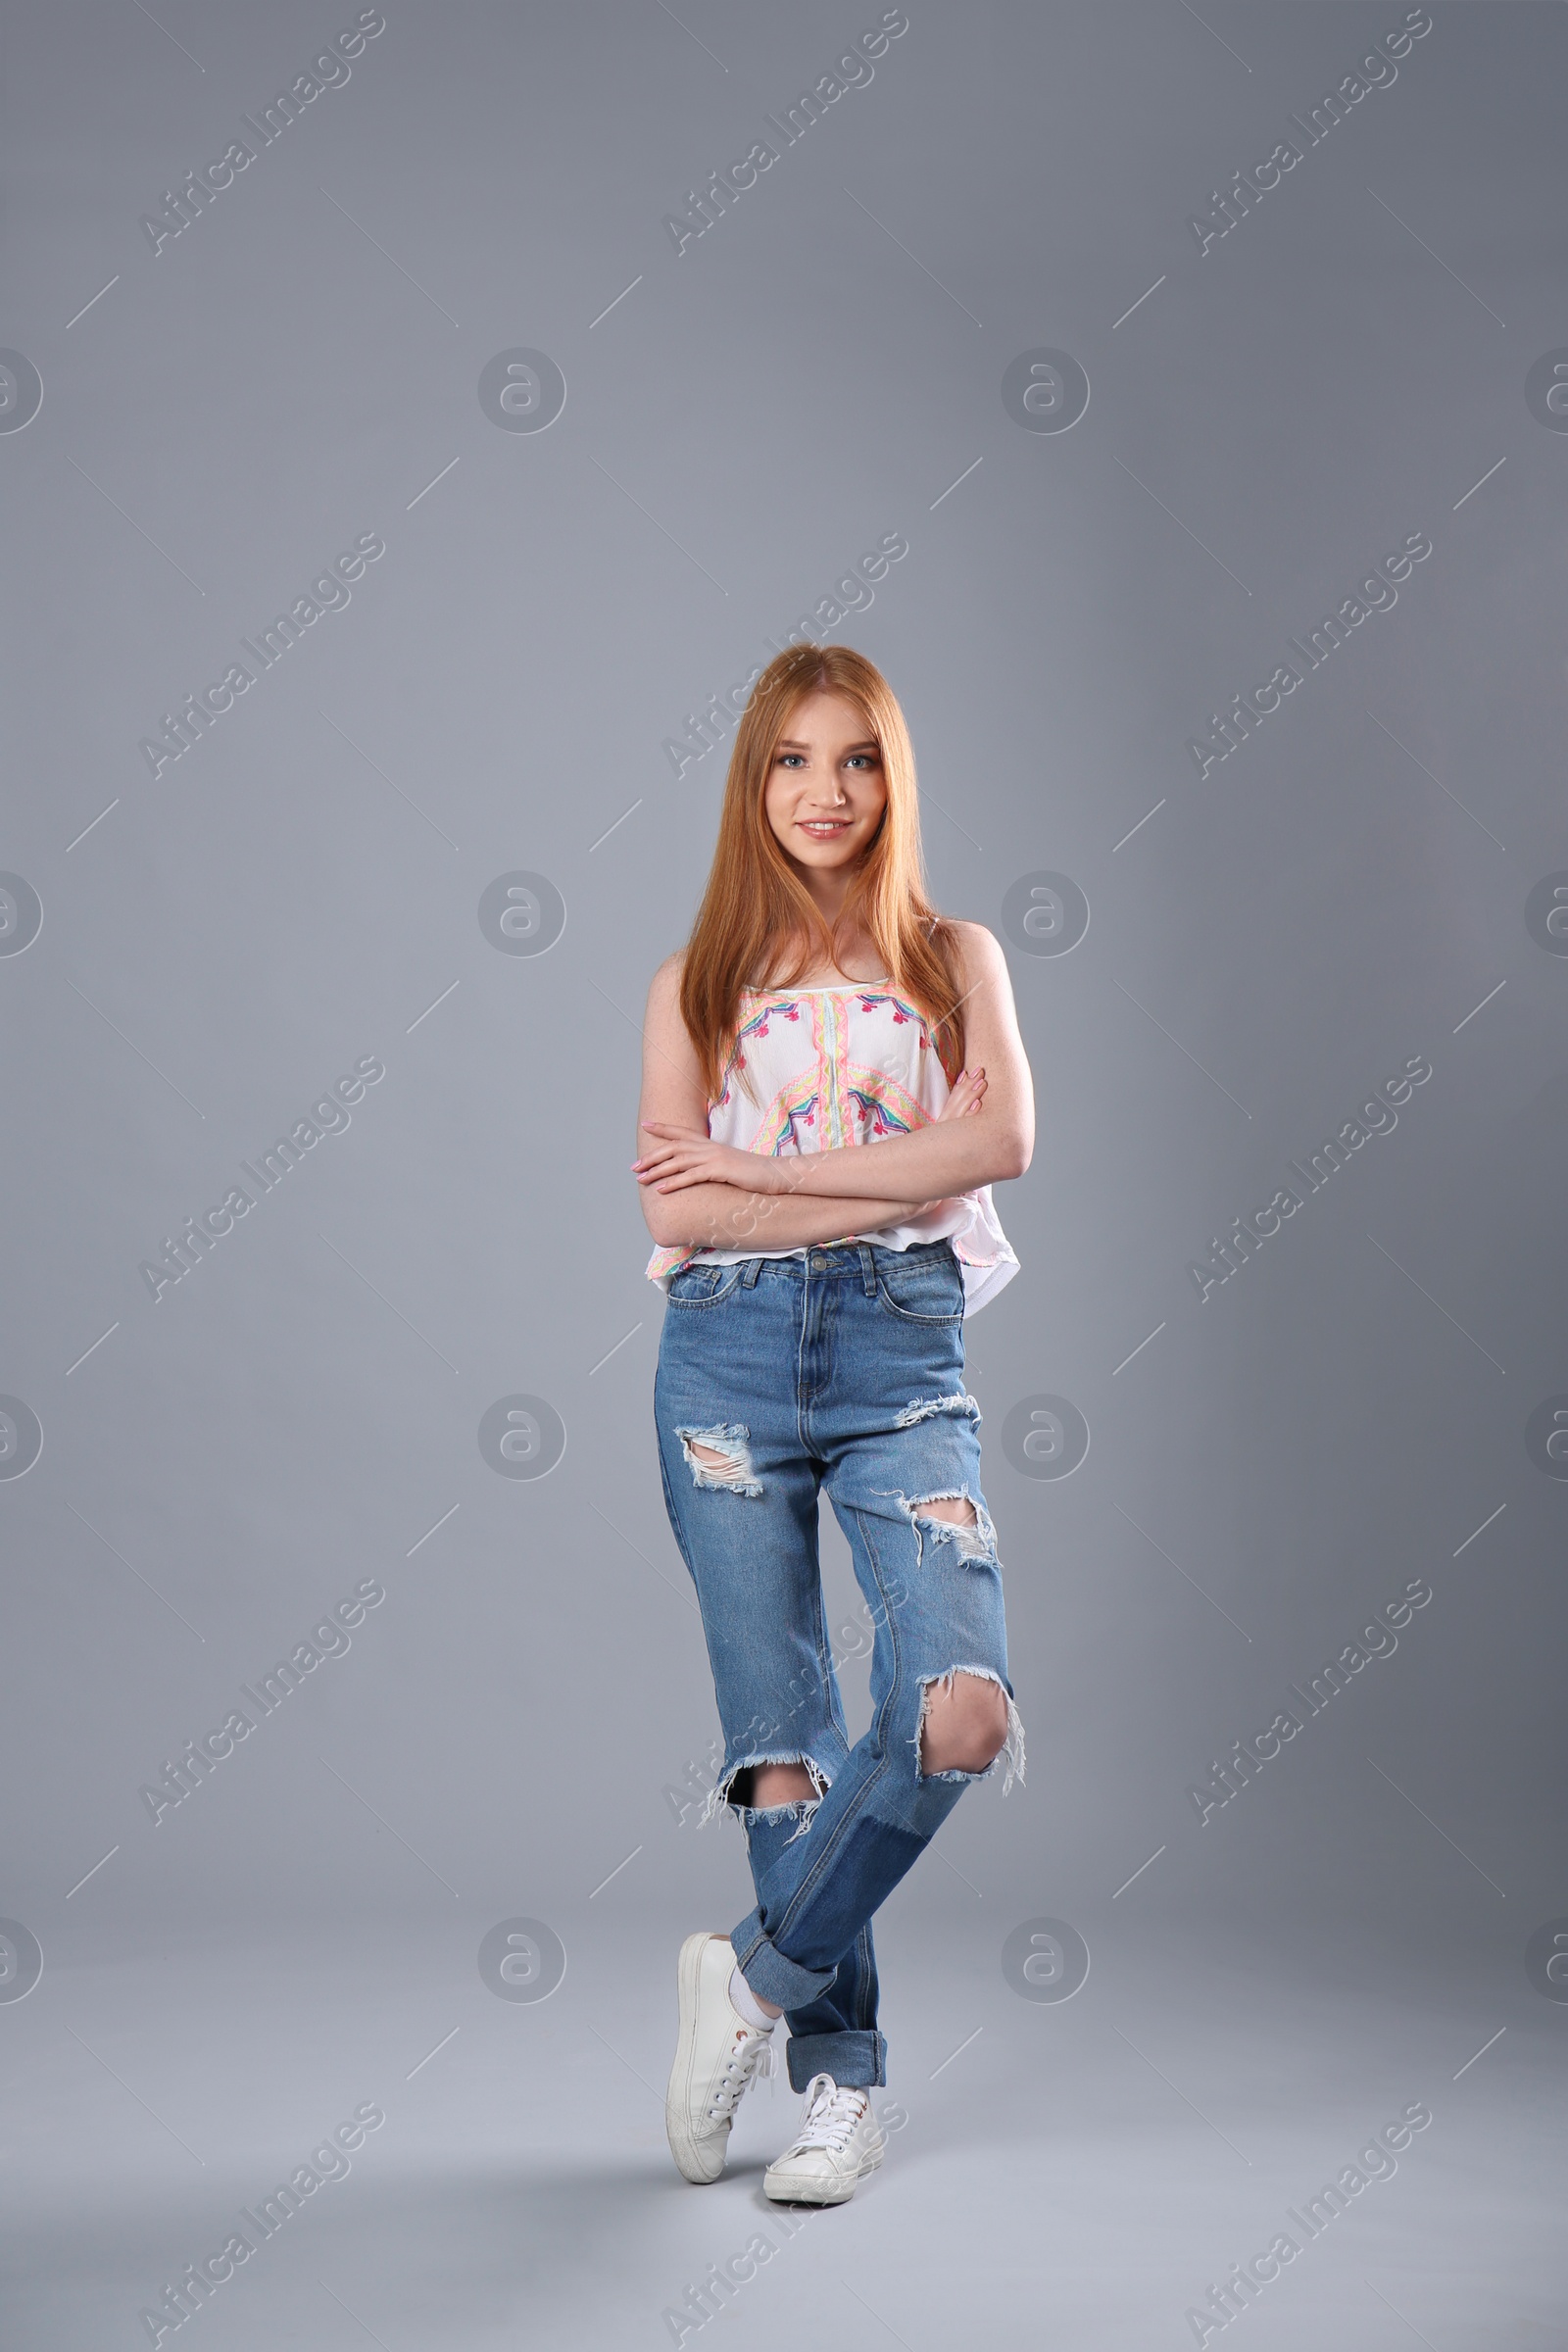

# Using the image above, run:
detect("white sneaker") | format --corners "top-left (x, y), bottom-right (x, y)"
top-left (664, 1933), bottom-right (778, 2184)
top-left (762, 2072), bottom-right (886, 2205)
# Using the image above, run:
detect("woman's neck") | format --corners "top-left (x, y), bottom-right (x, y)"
top-left (755, 934), bottom-right (886, 989)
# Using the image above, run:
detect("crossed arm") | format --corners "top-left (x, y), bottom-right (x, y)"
top-left (633, 923), bottom-right (1034, 1254)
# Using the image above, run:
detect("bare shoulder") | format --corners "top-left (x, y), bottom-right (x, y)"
top-left (645, 949), bottom-right (686, 1012)
top-left (943, 919), bottom-right (1009, 988)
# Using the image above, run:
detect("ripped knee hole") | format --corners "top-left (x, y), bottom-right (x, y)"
top-left (917, 1668), bottom-right (1011, 1776)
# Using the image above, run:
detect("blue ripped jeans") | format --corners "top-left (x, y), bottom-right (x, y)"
top-left (654, 1239), bottom-right (1022, 2091)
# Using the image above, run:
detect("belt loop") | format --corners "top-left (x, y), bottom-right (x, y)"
top-left (741, 1256), bottom-right (763, 1287)
top-left (858, 1242), bottom-right (876, 1296)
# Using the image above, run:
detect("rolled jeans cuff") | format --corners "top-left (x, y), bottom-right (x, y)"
top-left (729, 1908), bottom-right (837, 2010)
top-left (785, 2029), bottom-right (887, 2093)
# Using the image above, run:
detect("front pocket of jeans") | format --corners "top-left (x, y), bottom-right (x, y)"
top-left (666, 1263), bottom-right (746, 1307)
top-left (874, 1256), bottom-right (964, 1323)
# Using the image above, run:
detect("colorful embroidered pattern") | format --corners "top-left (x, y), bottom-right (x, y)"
top-left (643, 983), bottom-right (1019, 1313)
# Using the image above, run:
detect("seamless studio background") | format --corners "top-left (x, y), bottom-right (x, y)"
top-left (1, 2), bottom-right (1565, 2345)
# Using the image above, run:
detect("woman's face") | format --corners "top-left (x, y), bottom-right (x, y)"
top-left (762, 689), bottom-right (888, 883)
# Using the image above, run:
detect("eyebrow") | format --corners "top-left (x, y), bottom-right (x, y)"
top-left (774, 737), bottom-right (881, 753)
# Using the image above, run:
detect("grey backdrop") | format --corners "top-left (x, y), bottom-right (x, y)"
top-left (3, 3), bottom-right (1564, 2345)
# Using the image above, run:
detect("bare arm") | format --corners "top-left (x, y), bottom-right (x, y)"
top-left (634, 955), bottom-right (940, 1252)
top-left (653, 1179), bottom-right (948, 1254)
top-left (780, 923), bottom-right (1033, 1198)
top-left (638, 924), bottom-right (1035, 1209)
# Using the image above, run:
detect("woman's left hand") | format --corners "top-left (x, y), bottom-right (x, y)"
top-left (632, 1123), bottom-right (786, 1195)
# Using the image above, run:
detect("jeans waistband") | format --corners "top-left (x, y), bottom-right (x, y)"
top-left (737, 1238), bottom-right (957, 1289)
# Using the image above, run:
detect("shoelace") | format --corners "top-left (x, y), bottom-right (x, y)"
top-left (784, 2075), bottom-right (870, 2154)
top-left (705, 2026), bottom-right (777, 2123)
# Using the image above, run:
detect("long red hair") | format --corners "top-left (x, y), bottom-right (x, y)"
top-left (678, 644), bottom-right (967, 1106)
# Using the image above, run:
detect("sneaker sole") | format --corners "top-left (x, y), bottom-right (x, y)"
top-left (665, 1932), bottom-right (728, 2184)
top-left (762, 2142), bottom-right (884, 2206)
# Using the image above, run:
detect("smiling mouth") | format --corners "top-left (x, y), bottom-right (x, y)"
top-left (798, 819), bottom-right (852, 837)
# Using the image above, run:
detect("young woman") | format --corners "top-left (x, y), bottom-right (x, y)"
top-left (634, 642), bottom-right (1034, 2204)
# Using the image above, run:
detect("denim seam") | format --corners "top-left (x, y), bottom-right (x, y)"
top-left (761, 1498), bottom-right (906, 1949)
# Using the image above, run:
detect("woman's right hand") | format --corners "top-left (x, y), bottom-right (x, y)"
top-left (937, 1066), bottom-right (986, 1124)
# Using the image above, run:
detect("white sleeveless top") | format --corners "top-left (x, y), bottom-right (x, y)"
top-left (644, 980), bottom-right (1020, 1318)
